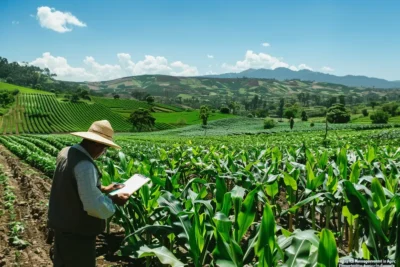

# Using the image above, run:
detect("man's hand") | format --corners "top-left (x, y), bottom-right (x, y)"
top-left (101, 183), bottom-right (125, 194)
top-left (109, 193), bottom-right (130, 206)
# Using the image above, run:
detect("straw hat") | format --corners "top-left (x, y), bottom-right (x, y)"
top-left (70, 120), bottom-right (121, 149)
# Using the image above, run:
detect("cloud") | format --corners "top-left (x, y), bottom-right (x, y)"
top-left (321, 66), bottom-right (334, 72)
top-left (12, 21), bottom-right (19, 25)
top-left (36, 6), bottom-right (86, 33)
top-left (222, 50), bottom-right (291, 72)
top-left (221, 50), bottom-right (315, 73)
top-left (30, 52), bottom-right (95, 81)
top-left (207, 55), bottom-right (214, 59)
top-left (30, 52), bottom-right (199, 81)
top-left (261, 42), bottom-right (270, 47)
top-left (298, 64), bottom-right (313, 71)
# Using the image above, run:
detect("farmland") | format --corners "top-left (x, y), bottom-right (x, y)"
top-left (0, 126), bottom-right (399, 266)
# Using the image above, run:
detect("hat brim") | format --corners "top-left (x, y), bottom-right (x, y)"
top-left (70, 132), bottom-right (121, 149)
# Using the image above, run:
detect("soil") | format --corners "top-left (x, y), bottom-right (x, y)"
top-left (0, 146), bottom-right (140, 267)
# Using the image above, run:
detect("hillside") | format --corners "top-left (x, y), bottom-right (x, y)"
top-left (205, 68), bottom-right (400, 89)
top-left (80, 75), bottom-right (400, 106)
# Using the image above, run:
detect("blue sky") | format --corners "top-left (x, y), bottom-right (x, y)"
top-left (1, 0), bottom-right (399, 81)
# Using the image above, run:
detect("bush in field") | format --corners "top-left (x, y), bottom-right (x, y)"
top-left (370, 110), bottom-right (389, 124)
top-left (362, 109), bottom-right (369, 117)
top-left (199, 105), bottom-right (210, 126)
top-left (255, 109), bottom-right (268, 118)
top-left (382, 102), bottom-right (399, 116)
top-left (220, 107), bottom-right (230, 114)
top-left (264, 118), bottom-right (276, 129)
top-left (301, 111), bottom-right (308, 121)
top-left (310, 122), bottom-right (315, 127)
top-left (326, 104), bottom-right (350, 123)
top-left (129, 108), bottom-right (156, 131)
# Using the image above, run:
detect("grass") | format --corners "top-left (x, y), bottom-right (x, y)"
top-left (152, 111), bottom-right (234, 125)
top-left (0, 82), bottom-right (53, 95)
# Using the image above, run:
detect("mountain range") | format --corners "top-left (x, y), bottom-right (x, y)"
top-left (203, 68), bottom-right (400, 89)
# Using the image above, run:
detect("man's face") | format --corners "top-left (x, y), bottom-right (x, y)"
top-left (93, 144), bottom-right (108, 159)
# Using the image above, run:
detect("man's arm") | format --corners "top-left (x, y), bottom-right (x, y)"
top-left (74, 161), bottom-right (115, 220)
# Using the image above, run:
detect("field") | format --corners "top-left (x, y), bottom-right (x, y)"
top-left (0, 82), bottom-right (53, 95)
top-left (0, 124), bottom-right (399, 266)
top-left (152, 111), bottom-right (234, 125)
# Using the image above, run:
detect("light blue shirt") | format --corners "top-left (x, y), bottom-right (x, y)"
top-left (73, 144), bottom-right (115, 219)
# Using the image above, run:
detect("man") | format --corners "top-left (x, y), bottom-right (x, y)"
top-left (290, 117), bottom-right (294, 130)
top-left (48, 120), bottom-right (130, 267)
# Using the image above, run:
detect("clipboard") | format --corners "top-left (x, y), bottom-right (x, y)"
top-left (108, 174), bottom-right (151, 196)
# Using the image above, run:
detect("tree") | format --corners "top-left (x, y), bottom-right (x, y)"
top-left (114, 94), bottom-right (120, 99)
top-left (326, 104), bottom-right (351, 123)
top-left (370, 110), bottom-right (389, 124)
top-left (199, 105), bottom-right (210, 126)
top-left (70, 94), bottom-right (80, 103)
top-left (220, 107), bottom-right (230, 114)
top-left (6, 77), bottom-right (13, 84)
top-left (284, 108), bottom-right (296, 119)
top-left (264, 118), bottom-right (275, 129)
top-left (0, 91), bottom-right (15, 107)
top-left (370, 101), bottom-right (377, 110)
top-left (146, 95), bottom-right (155, 105)
top-left (301, 111), bottom-right (308, 121)
top-left (382, 102), bottom-right (398, 116)
top-left (128, 108), bottom-right (156, 132)
top-left (362, 109), bottom-right (369, 117)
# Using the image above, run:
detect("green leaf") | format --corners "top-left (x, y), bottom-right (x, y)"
top-left (136, 245), bottom-right (185, 267)
top-left (349, 161), bottom-right (360, 183)
top-left (284, 173), bottom-right (297, 191)
top-left (342, 206), bottom-right (358, 226)
top-left (362, 243), bottom-right (370, 260)
top-left (371, 178), bottom-right (386, 210)
top-left (256, 202), bottom-right (275, 265)
top-left (266, 181), bottom-right (279, 198)
top-left (338, 148), bottom-right (348, 179)
top-left (282, 193), bottom-right (324, 215)
top-left (343, 181), bottom-right (389, 243)
top-left (317, 229), bottom-right (338, 267)
top-left (236, 187), bottom-right (258, 242)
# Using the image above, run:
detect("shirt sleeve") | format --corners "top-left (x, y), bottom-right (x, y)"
top-left (74, 160), bottom-right (115, 219)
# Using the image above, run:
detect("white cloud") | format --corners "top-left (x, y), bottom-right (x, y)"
top-left (207, 55), bottom-right (214, 59)
top-left (298, 64), bottom-right (313, 71)
top-left (221, 50), bottom-right (315, 73)
top-left (222, 50), bottom-right (291, 72)
top-left (261, 42), bottom-right (270, 47)
top-left (30, 52), bottom-right (95, 81)
top-left (321, 66), bottom-right (334, 72)
top-left (12, 21), bottom-right (19, 25)
top-left (36, 6), bottom-right (86, 33)
top-left (30, 52), bottom-right (199, 81)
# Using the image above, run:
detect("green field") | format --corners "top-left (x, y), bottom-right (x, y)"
top-left (0, 82), bottom-right (53, 94)
top-left (152, 111), bottom-right (234, 125)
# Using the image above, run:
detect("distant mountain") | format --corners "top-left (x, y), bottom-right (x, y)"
top-left (204, 68), bottom-right (400, 89)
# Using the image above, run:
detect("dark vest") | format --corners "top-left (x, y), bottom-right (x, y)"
top-left (48, 146), bottom-right (105, 235)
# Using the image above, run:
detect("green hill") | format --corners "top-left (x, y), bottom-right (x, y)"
top-left (81, 75), bottom-right (399, 108)
top-left (0, 82), bottom-right (52, 94)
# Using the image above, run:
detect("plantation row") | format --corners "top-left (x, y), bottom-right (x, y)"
top-left (92, 97), bottom-right (184, 113)
top-left (0, 94), bottom-right (177, 134)
top-left (0, 133), bottom-right (399, 266)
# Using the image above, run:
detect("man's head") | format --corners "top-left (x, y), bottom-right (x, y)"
top-left (80, 139), bottom-right (109, 160)
top-left (70, 120), bottom-right (120, 159)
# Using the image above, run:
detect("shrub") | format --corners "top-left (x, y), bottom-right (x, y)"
top-left (370, 110), bottom-right (389, 124)
top-left (301, 111), bottom-right (308, 121)
top-left (220, 107), bottom-right (230, 114)
top-left (362, 109), bottom-right (369, 117)
top-left (326, 104), bottom-right (351, 123)
top-left (247, 113), bottom-right (254, 118)
top-left (310, 122), bottom-right (315, 127)
top-left (264, 118), bottom-right (276, 129)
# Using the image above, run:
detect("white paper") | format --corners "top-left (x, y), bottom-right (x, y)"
top-left (108, 174), bottom-right (150, 196)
